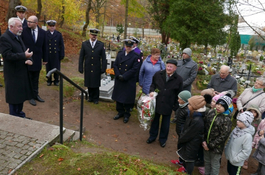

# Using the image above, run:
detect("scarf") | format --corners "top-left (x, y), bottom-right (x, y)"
top-left (232, 126), bottom-right (248, 139)
top-left (252, 86), bottom-right (263, 93)
top-left (179, 102), bottom-right (188, 108)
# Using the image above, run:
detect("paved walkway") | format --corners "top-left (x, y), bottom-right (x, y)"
top-left (0, 113), bottom-right (63, 175)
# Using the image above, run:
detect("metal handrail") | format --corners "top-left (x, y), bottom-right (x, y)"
top-left (46, 68), bottom-right (88, 144)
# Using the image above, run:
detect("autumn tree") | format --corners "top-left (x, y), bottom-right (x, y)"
top-left (147, 0), bottom-right (170, 45)
top-left (82, 0), bottom-right (92, 36)
top-left (6, 0), bottom-right (21, 21)
top-left (91, 0), bottom-right (107, 28)
top-left (166, 0), bottom-right (234, 49)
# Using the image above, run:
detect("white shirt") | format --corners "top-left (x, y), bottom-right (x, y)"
top-left (32, 27), bottom-right (38, 42)
top-left (90, 39), bottom-right (97, 48)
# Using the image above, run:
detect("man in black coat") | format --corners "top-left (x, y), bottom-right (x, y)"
top-left (0, 17), bottom-right (33, 118)
top-left (79, 29), bottom-right (106, 104)
top-left (112, 39), bottom-right (141, 123)
top-left (21, 15), bottom-right (48, 106)
top-left (15, 5), bottom-right (28, 28)
top-left (146, 59), bottom-right (183, 147)
top-left (46, 20), bottom-right (65, 86)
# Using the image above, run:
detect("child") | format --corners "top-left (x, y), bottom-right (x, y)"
top-left (171, 90), bottom-right (191, 124)
top-left (252, 136), bottom-right (265, 175)
top-left (252, 108), bottom-right (265, 149)
top-left (176, 95), bottom-right (210, 175)
top-left (170, 90), bottom-right (191, 166)
top-left (242, 107), bottom-right (262, 169)
top-left (225, 111), bottom-right (255, 175)
top-left (202, 94), bottom-right (233, 175)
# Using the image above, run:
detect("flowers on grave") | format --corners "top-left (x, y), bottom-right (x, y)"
top-left (197, 61), bottom-right (205, 75)
top-left (106, 68), bottom-right (115, 79)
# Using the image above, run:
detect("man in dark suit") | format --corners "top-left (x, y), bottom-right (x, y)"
top-left (15, 5), bottom-right (28, 28)
top-left (146, 59), bottom-right (183, 147)
top-left (0, 17), bottom-right (33, 119)
top-left (21, 15), bottom-right (48, 106)
top-left (46, 20), bottom-right (65, 86)
top-left (79, 29), bottom-right (106, 104)
top-left (112, 39), bottom-right (141, 123)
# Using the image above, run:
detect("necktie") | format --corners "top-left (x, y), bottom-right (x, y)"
top-left (92, 41), bottom-right (94, 48)
top-left (32, 29), bottom-right (35, 43)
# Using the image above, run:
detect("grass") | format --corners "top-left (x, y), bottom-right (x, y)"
top-left (17, 141), bottom-right (185, 175)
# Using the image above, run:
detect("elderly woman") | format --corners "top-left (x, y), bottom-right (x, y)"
top-left (139, 48), bottom-right (165, 95)
top-left (237, 77), bottom-right (265, 115)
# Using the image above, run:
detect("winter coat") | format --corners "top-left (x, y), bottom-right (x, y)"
top-left (150, 70), bottom-right (183, 115)
top-left (225, 125), bottom-right (255, 166)
top-left (177, 111), bottom-right (205, 162)
top-left (21, 26), bottom-right (48, 71)
top-left (46, 30), bottom-right (65, 71)
top-left (0, 30), bottom-right (33, 104)
top-left (204, 109), bottom-right (232, 154)
top-left (112, 50), bottom-right (141, 104)
top-left (176, 57), bottom-right (197, 92)
top-left (78, 40), bottom-right (106, 88)
top-left (175, 105), bottom-right (189, 136)
top-left (139, 55), bottom-right (165, 94)
top-left (207, 74), bottom-right (237, 93)
top-left (253, 138), bottom-right (265, 165)
top-left (253, 119), bottom-right (265, 149)
top-left (237, 88), bottom-right (265, 114)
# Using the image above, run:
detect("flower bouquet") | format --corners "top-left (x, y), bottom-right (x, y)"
top-left (137, 92), bottom-right (158, 130)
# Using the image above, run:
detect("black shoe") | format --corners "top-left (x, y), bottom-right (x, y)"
top-left (0, 84), bottom-right (3, 87)
top-left (35, 95), bottom-right (45, 102)
top-left (146, 138), bottom-right (155, 144)
top-left (29, 99), bottom-right (36, 106)
top-left (94, 101), bottom-right (98, 104)
top-left (123, 117), bottom-right (129, 123)
top-left (24, 117), bottom-right (32, 120)
top-left (47, 82), bottom-right (52, 86)
top-left (160, 142), bottom-right (166, 148)
top-left (88, 99), bottom-right (93, 102)
top-left (113, 114), bottom-right (123, 120)
top-left (54, 82), bottom-right (59, 86)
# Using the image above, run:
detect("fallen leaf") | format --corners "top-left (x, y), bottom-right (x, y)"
top-left (82, 135), bottom-right (86, 138)
top-left (8, 169), bottom-right (12, 173)
top-left (123, 168), bottom-right (128, 172)
top-left (48, 147), bottom-right (55, 151)
top-left (123, 148), bottom-right (127, 151)
top-left (59, 162), bottom-right (61, 165)
top-left (77, 167), bottom-right (81, 171)
top-left (39, 154), bottom-right (44, 158)
top-left (172, 135), bottom-right (176, 138)
top-left (112, 134), bottom-right (118, 138)
top-left (115, 139), bottom-right (118, 142)
top-left (58, 158), bottom-right (64, 161)
top-left (154, 152), bottom-right (157, 155)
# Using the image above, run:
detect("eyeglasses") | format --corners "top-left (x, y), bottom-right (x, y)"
top-left (27, 21), bottom-right (36, 24)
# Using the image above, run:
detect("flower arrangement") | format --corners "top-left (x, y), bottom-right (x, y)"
top-left (197, 61), bottom-right (205, 75)
top-left (106, 68), bottom-right (115, 79)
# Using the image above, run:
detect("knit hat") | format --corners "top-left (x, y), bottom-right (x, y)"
top-left (247, 106), bottom-right (261, 119)
top-left (178, 90), bottom-right (191, 103)
top-left (216, 94), bottom-right (232, 111)
top-left (212, 94), bottom-right (224, 102)
top-left (188, 95), bottom-right (206, 111)
top-left (237, 111), bottom-right (254, 127)
top-left (201, 88), bottom-right (215, 97)
top-left (183, 48), bottom-right (192, 56)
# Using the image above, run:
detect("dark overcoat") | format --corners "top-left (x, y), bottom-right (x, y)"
top-left (21, 26), bottom-right (48, 71)
top-left (46, 30), bottom-right (65, 71)
top-left (78, 40), bottom-right (106, 88)
top-left (0, 30), bottom-right (33, 104)
top-left (22, 19), bottom-right (27, 28)
top-left (112, 50), bottom-right (141, 104)
top-left (150, 70), bottom-right (183, 115)
top-left (177, 112), bottom-right (204, 161)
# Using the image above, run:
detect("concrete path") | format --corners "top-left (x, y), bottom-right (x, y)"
top-left (0, 113), bottom-right (77, 175)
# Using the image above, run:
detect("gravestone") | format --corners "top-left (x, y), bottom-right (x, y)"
top-left (99, 79), bottom-right (114, 100)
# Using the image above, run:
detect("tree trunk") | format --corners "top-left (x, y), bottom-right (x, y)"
top-left (58, 0), bottom-right (65, 27)
top-left (101, 0), bottom-right (107, 37)
top-left (82, 0), bottom-right (92, 37)
top-left (6, 0), bottom-right (21, 21)
top-left (36, 0), bottom-right (42, 20)
top-left (124, 0), bottom-right (129, 39)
